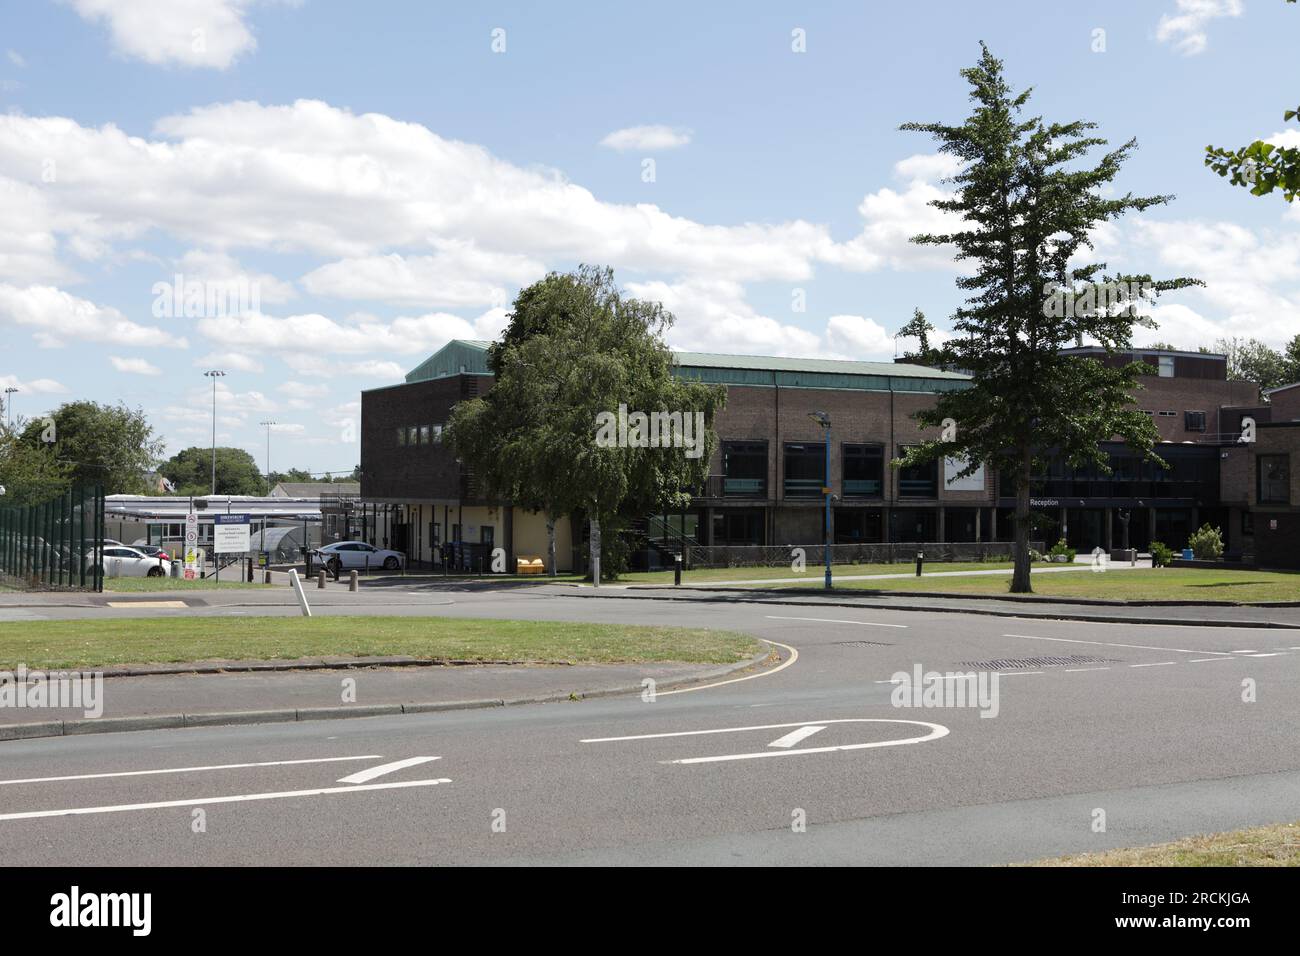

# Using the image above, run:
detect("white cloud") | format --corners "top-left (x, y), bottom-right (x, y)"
top-left (627, 277), bottom-right (822, 356)
top-left (599, 125), bottom-right (693, 152)
top-left (171, 249), bottom-right (296, 304)
top-left (824, 315), bottom-right (897, 358)
top-left (1156, 0), bottom-right (1243, 56)
top-left (65, 0), bottom-right (272, 70)
top-left (109, 355), bottom-right (162, 375)
top-left (0, 283), bottom-right (188, 349)
top-left (6, 50), bottom-right (25, 68)
top-left (824, 154), bottom-right (963, 272)
top-left (193, 351), bottom-right (264, 373)
top-left (0, 374), bottom-right (68, 394)
top-left (276, 380), bottom-right (328, 397)
top-left (0, 100), bottom-right (837, 283)
top-left (301, 240), bottom-right (543, 308)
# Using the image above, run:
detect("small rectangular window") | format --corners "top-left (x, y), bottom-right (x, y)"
top-left (1184, 411), bottom-right (1206, 432)
top-left (1259, 454), bottom-right (1290, 504)
top-left (420, 425), bottom-right (430, 445)
top-left (1158, 410), bottom-right (1176, 418)
top-left (432, 424), bottom-right (443, 443)
top-left (408, 426), bottom-right (419, 446)
top-left (1158, 356), bottom-right (1175, 378)
top-left (397, 427), bottom-right (406, 446)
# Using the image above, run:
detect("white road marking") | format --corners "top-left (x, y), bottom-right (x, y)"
top-left (1246, 652), bottom-right (1285, 658)
top-left (656, 638), bottom-right (798, 696)
top-left (1188, 657), bottom-right (1235, 663)
top-left (0, 778), bottom-right (452, 822)
top-left (767, 725), bottom-right (826, 748)
top-left (1062, 666), bottom-right (1110, 673)
top-left (0, 755), bottom-right (385, 788)
top-left (106, 600), bottom-right (187, 609)
top-left (1005, 633), bottom-right (1232, 656)
top-left (996, 670), bottom-right (1043, 677)
top-left (1130, 661), bottom-right (1176, 668)
top-left (766, 615), bottom-right (907, 629)
top-left (336, 756), bottom-right (440, 784)
top-left (1232, 650), bottom-right (1258, 654)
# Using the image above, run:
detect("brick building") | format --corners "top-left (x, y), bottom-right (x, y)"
top-left (359, 340), bottom-right (1298, 570)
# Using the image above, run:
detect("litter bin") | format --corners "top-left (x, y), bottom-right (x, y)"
top-left (1181, 548), bottom-right (1194, 561)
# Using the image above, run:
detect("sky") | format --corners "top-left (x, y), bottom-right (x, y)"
top-left (1, 0), bottom-right (1298, 473)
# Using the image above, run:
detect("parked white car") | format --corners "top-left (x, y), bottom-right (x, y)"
top-left (313, 541), bottom-right (405, 571)
top-left (95, 545), bottom-right (171, 578)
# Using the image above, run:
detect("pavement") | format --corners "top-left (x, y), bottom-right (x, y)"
top-left (2, 583), bottom-right (1300, 865)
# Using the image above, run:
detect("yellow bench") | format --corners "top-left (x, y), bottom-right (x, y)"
top-left (516, 556), bottom-right (545, 575)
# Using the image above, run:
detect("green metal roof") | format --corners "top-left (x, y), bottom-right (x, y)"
top-left (404, 340), bottom-right (493, 383)
top-left (400, 340), bottom-right (969, 393)
top-left (671, 351), bottom-right (969, 393)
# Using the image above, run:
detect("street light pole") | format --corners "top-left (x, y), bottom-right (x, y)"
top-left (203, 370), bottom-right (226, 494)
top-left (809, 411), bottom-right (832, 590)
top-left (260, 420), bottom-right (276, 495)
top-left (3, 386), bottom-right (17, 429)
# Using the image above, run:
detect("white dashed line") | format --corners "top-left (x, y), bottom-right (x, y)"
top-left (766, 615), bottom-right (907, 629)
top-left (1004, 633), bottom-right (1232, 656)
top-left (1130, 661), bottom-right (1177, 668)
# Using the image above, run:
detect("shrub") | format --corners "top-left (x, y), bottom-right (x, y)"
top-left (1188, 523), bottom-right (1225, 561)
top-left (1150, 541), bottom-right (1174, 567)
top-left (1048, 538), bottom-right (1076, 563)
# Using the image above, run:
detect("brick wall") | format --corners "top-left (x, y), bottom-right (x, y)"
top-left (359, 375), bottom-right (491, 501)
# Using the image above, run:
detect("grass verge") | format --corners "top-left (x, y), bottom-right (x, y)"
top-left (104, 577), bottom-right (274, 592)
top-left (1021, 821), bottom-right (1300, 866)
top-left (832, 566), bottom-right (1300, 603)
top-left (0, 616), bottom-right (764, 670)
top-left (620, 560), bottom-right (1017, 584)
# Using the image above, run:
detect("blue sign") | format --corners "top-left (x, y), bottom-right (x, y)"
top-left (214, 513), bottom-right (252, 525)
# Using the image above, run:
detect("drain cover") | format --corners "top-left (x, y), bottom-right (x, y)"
top-left (957, 654), bottom-right (1117, 670)
top-left (834, 639), bottom-right (894, 648)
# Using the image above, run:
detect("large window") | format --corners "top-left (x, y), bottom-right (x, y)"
top-left (783, 442), bottom-right (824, 498)
top-left (1259, 455), bottom-right (1290, 504)
top-left (843, 444), bottom-right (884, 498)
top-left (722, 441), bottom-right (767, 497)
top-left (1184, 411), bottom-right (1206, 432)
top-left (897, 445), bottom-right (938, 499)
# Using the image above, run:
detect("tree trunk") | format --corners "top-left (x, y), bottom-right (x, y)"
top-left (546, 513), bottom-right (556, 577)
top-left (589, 513), bottom-right (601, 587)
top-left (1010, 450), bottom-right (1033, 593)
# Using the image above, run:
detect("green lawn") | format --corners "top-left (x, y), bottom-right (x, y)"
top-left (621, 560), bottom-right (1017, 585)
top-left (0, 616), bottom-right (764, 670)
top-left (104, 577), bottom-right (275, 592)
top-left (1022, 821), bottom-right (1300, 866)
top-left (832, 566), bottom-right (1300, 603)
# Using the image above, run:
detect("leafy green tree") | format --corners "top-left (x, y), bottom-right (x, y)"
top-left (0, 424), bottom-right (73, 506)
top-left (448, 266), bottom-right (726, 582)
top-left (1215, 336), bottom-right (1288, 390)
top-left (1205, 1), bottom-right (1299, 201)
top-left (1283, 333), bottom-right (1300, 385)
top-left (17, 401), bottom-right (162, 495)
top-left (160, 446), bottom-right (265, 496)
top-left (897, 45), bottom-right (1199, 593)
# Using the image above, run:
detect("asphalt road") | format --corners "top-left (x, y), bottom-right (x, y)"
top-left (2, 588), bottom-right (1299, 865)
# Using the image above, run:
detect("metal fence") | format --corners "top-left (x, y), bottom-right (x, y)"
top-left (679, 540), bottom-right (1045, 570)
top-left (0, 485), bottom-right (105, 591)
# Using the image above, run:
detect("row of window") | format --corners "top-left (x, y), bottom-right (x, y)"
top-left (395, 424), bottom-right (444, 447)
top-left (1138, 409), bottom-right (1207, 431)
top-left (721, 442), bottom-right (938, 500)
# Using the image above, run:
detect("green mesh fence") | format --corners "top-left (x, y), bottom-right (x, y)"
top-left (0, 485), bottom-right (104, 591)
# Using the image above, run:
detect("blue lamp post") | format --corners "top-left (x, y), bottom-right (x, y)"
top-left (809, 411), bottom-right (832, 590)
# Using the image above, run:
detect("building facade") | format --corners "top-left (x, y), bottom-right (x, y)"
top-left (359, 340), bottom-right (1298, 570)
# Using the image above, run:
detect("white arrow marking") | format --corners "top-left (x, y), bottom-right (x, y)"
top-left (0, 779), bottom-right (451, 822)
top-left (337, 756), bottom-right (441, 785)
top-left (0, 755), bottom-right (384, 788)
top-left (768, 725), bottom-right (826, 748)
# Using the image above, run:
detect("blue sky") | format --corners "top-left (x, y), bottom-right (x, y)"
top-left (1, 0), bottom-right (1298, 473)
